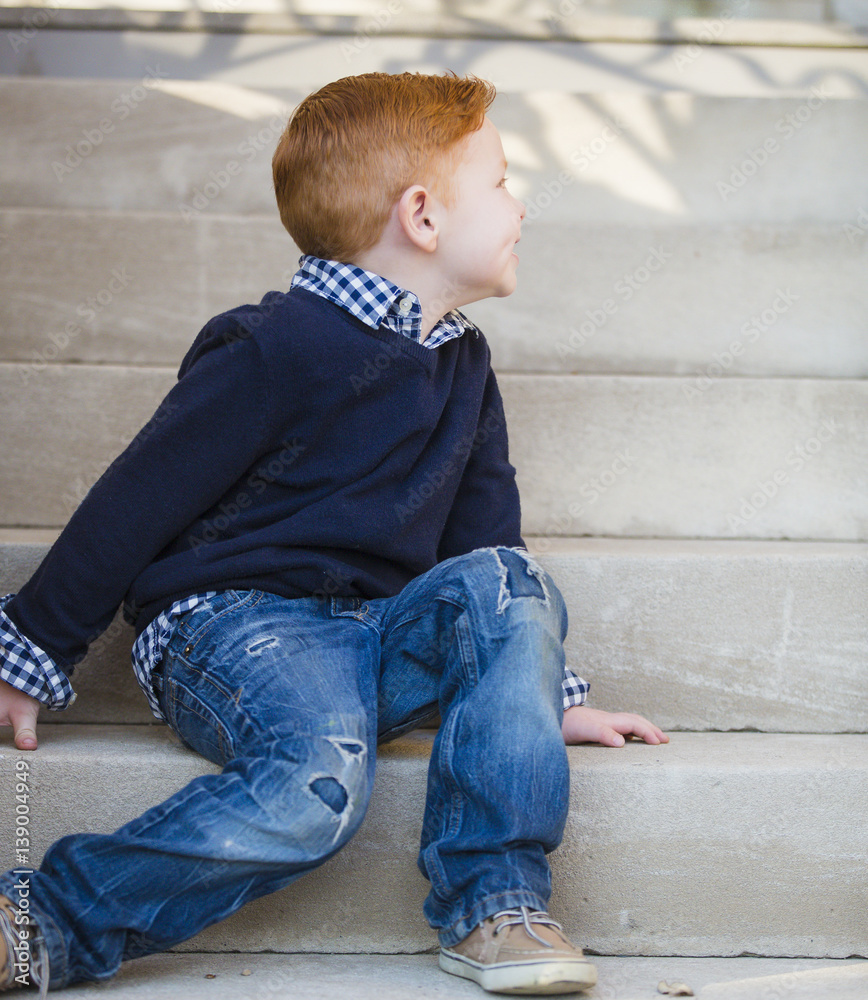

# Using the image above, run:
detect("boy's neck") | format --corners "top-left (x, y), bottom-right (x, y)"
top-left (352, 241), bottom-right (463, 344)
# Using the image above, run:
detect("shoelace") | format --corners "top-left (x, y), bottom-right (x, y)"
top-left (490, 906), bottom-right (565, 948)
top-left (0, 901), bottom-right (49, 1000)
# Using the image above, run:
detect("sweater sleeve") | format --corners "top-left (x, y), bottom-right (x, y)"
top-left (437, 365), bottom-right (524, 561)
top-left (3, 322), bottom-right (270, 671)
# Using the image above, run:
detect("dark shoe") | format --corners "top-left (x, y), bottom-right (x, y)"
top-left (439, 906), bottom-right (597, 995)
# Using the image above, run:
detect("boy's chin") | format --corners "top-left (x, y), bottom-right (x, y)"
top-left (494, 276), bottom-right (519, 298)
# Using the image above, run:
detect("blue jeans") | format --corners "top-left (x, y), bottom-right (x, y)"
top-left (0, 548), bottom-right (570, 990)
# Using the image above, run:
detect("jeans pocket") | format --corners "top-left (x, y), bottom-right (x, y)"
top-left (162, 667), bottom-right (237, 768)
top-left (174, 589), bottom-right (265, 658)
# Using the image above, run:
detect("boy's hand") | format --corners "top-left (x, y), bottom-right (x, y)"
top-left (562, 705), bottom-right (668, 748)
top-left (0, 678), bottom-right (40, 750)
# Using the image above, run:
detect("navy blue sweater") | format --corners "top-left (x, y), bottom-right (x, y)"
top-left (8, 288), bottom-right (523, 670)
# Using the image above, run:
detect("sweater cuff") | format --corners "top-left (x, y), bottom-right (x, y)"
top-left (562, 668), bottom-right (589, 710)
top-left (0, 595), bottom-right (77, 710)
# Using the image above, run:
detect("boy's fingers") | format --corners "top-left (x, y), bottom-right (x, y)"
top-left (625, 718), bottom-right (668, 745)
top-left (10, 706), bottom-right (39, 751)
top-left (14, 726), bottom-right (38, 751)
top-left (609, 714), bottom-right (669, 745)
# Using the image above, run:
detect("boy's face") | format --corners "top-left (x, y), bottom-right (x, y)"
top-left (435, 117), bottom-right (526, 306)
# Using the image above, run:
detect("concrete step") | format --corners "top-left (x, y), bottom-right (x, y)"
top-left (2, 364), bottom-right (865, 539)
top-left (3, 208), bottom-right (866, 377)
top-left (1, 727), bottom-right (866, 957)
top-left (2, 531), bottom-right (866, 733)
top-left (3, 0), bottom-right (868, 46)
top-left (27, 953), bottom-right (868, 1000)
top-left (3, 33), bottom-right (868, 98)
top-left (2, 79), bottom-right (867, 223)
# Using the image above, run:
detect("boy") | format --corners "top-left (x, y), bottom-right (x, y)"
top-left (0, 72), bottom-right (666, 996)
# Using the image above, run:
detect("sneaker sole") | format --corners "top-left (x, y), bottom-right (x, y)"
top-left (439, 949), bottom-right (598, 995)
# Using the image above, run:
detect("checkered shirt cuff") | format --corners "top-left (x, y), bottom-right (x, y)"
top-left (0, 595), bottom-right (77, 710)
top-left (562, 668), bottom-right (590, 710)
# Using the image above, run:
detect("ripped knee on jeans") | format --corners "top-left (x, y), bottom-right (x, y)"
top-left (308, 775), bottom-right (347, 813)
top-left (302, 735), bottom-right (369, 841)
top-left (489, 547), bottom-right (551, 614)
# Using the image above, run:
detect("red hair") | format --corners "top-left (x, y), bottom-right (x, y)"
top-left (272, 71), bottom-right (496, 262)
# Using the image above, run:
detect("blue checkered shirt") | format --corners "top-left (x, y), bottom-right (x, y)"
top-left (1, 257), bottom-right (589, 720)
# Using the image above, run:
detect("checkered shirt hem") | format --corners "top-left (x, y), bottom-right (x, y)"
top-left (562, 668), bottom-right (590, 710)
top-left (0, 595), bottom-right (76, 710)
top-left (132, 591), bottom-right (218, 721)
top-left (291, 255), bottom-right (476, 349)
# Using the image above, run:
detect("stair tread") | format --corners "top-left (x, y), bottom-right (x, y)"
top-left (17, 722), bottom-right (868, 759)
top-left (38, 953), bottom-right (868, 1000)
top-left (5, 526), bottom-right (867, 553)
top-left (3, 0), bottom-right (868, 43)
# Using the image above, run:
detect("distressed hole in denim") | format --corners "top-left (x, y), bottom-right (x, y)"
top-left (326, 736), bottom-right (366, 763)
top-left (309, 776), bottom-right (347, 813)
top-left (245, 635), bottom-right (279, 656)
top-left (490, 547), bottom-right (550, 614)
top-left (514, 548), bottom-right (552, 605)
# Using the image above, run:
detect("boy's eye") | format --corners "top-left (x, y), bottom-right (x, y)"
top-left (498, 176), bottom-right (509, 188)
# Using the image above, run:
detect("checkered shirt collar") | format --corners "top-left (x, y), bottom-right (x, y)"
top-left (290, 255), bottom-right (476, 349)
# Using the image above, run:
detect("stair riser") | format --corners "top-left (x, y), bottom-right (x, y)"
top-left (2, 209), bottom-right (865, 377)
top-left (3, 82), bottom-right (867, 223)
top-left (2, 729), bottom-right (865, 958)
top-left (3, 538), bottom-right (866, 731)
top-left (4, 366), bottom-right (864, 539)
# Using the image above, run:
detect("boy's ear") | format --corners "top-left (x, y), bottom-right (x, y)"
top-left (396, 185), bottom-right (439, 253)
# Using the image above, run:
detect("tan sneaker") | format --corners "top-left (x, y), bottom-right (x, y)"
top-left (0, 894), bottom-right (48, 998)
top-left (439, 906), bottom-right (597, 995)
